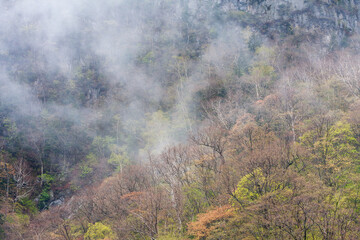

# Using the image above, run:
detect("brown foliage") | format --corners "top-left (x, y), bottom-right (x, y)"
top-left (187, 205), bottom-right (234, 240)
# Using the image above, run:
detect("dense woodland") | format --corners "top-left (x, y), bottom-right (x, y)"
top-left (2, 0), bottom-right (360, 239)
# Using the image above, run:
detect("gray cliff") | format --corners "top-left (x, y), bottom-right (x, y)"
top-left (218, 0), bottom-right (360, 44)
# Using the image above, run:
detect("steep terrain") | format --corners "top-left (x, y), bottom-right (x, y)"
top-left (1, 0), bottom-right (360, 239)
top-left (221, 0), bottom-right (360, 45)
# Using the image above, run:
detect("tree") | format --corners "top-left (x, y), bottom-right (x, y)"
top-left (301, 120), bottom-right (359, 187)
top-left (247, 46), bottom-right (277, 100)
top-left (84, 222), bottom-right (115, 240)
top-left (151, 145), bottom-right (193, 232)
top-left (187, 205), bottom-right (234, 240)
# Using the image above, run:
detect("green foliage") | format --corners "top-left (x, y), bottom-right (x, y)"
top-left (231, 168), bottom-right (264, 207)
top-left (80, 164), bottom-right (94, 178)
top-left (38, 189), bottom-right (51, 210)
top-left (138, 51), bottom-right (154, 64)
top-left (1, 118), bottom-right (17, 139)
top-left (79, 153), bottom-right (98, 178)
top-left (245, 46), bottom-right (277, 99)
top-left (3, 1), bottom-right (360, 239)
top-left (254, 46), bottom-right (275, 65)
top-left (84, 222), bottom-right (115, 240)
top-left (86, 152), bottom-right (98, 164)
top-left (234, 53), bottom-right (250, 77)
top-left (37, 173), bottom-right (54, 210)
top-left (15, 197), bottom-right (37, 215)
top-left (157, 234), bottom-right (182, 240)
top-left (40, 173), bottom-right (54, 184)
top-left (69, 223), bottom-right (86, 239)
top-left (92, 136), bottom-right (114, 158)
top-left (107, 146), bottom-right (130, 172)
top-left (16, 213), bottom-right (30, 227)
top-left (301, 120), bottom-right (359, 186)
top-left (6, 213), bottom-right (30, 227)
top-left (183, 184), bottom-right (209, 219)
top-left (249, 64), bottom-right (275, 79)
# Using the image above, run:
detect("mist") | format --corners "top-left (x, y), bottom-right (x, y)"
top-left (0, 0), bottom-right (254, 158)
top-left (3, 0), bottom-right (360, 239)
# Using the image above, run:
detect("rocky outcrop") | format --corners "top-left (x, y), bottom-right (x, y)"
top-left (219, 0), bottom-right (360, 43)
top-left (49, 197), bottom-right (65, 208)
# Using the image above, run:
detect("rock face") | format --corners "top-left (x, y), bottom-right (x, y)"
top-left (49, 197), bottom-right (64, 208)
top-left (219, 0), bottom-right (360, 42)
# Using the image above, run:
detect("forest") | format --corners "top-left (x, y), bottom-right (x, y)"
top-left (1, 0), bottom-right (360, 239)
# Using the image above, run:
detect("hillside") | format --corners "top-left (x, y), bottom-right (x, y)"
top-left (1, 0), bottom-right (360, 239)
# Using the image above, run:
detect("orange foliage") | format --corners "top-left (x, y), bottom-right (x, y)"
top-left (187, 205), bottom-right (234, 240)
top-left (120, 191), bottom-right (144, 200)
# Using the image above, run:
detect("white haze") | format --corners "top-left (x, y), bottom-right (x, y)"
top-left (0, 0), bottom-right (249, 154)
